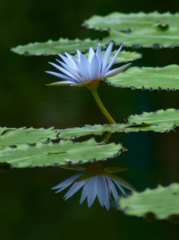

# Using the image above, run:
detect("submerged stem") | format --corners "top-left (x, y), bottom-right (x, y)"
top-left (91, 89), bottom-right (116, 124)
top-left (103, 131), bottom-right (113, 143)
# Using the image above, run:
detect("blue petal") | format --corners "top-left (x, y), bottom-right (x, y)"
top-left (101, 42), bottom-right (113, 75)
top-left (46, 71), bottom-right (75, 82)
top-left (104, 63), bottom-right (131, 78)
top-left (50, 62), bottom-right (80, 82)
top-left (58, 54), bottom-right (74, 68)
top-left (105, 44), bottom-right (123, 73)
top-left (78, 51), bottom-right (91, 80)
top-left (65, 52), bottom-right (81, 70)
top-left (46, 80), bottom-right (75, 86)
top-left (88, 47), bottom-right (95, 63)
top-left (96, 44), bottom-right (102, 64)
top-left (90, 55), bottom-right (100, 80)
top-left (56, 59), bottom-right (83, 82)
top-left (59, 53), bottom-right (78, 72)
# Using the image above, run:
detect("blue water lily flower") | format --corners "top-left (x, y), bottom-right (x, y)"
top-left (52, 163), bottom-right (134, 210)
top-left (46, 42), bottom-right (131, 89)
top-left (46, 42), bottom-right (131, 124)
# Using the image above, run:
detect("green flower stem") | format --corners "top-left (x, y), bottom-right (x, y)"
top-left (91, 89), bottom-right (116, 124)
top-left (103, 131), bottom-right (113, 143)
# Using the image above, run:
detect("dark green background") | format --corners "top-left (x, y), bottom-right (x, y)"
top-left (0, 0), bottom-right (179, 239)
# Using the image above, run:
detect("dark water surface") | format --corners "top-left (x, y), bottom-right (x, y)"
top-left (1, 0), bottom-right (179, 239)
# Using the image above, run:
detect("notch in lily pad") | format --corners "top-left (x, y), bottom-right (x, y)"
top-left (155, 22), bottom-right (170, 31)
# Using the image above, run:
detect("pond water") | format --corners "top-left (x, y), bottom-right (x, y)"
top-left (1, 1), bottom-right (179, 239)
top-left (1, 52), bottom-right (179, 239)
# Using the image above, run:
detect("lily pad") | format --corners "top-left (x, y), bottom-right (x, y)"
top-left (0, 109), bottom-right (178, 154)
top-left (0, 127), bottom-right (57, 149)
top-left (127, 108), bottom-right (179, 128)
top-left (84, 12), bottom-right (179, 47)
top-left (57, 109), bottom-right (179, 137)
top-left (11, 37), bottom-right (141, 62)
top-left (106, 64), bottom-right (179, 91)
top-left (80, 49), bottom-right (142, 62)
top-left (115, 50), bottom-right (141, 62)
top-left (0, 138), bottom-right (123, 168)
top-left (11, 38), bottom-right (103, 56)
top-left (117, 183), bottom-right (179, 221)
top-left (0, 127), bottom-right (15, 136)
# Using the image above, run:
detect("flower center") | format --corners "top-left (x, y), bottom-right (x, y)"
top-left (85, 79), bottom-right (100, 91)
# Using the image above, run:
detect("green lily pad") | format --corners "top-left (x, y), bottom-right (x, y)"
top-left (11, 38), bottom-right (103, 56)
top-left (0, 127), bottom-right (15, 136)
top-left (0, 138), bottom-right (123, 168)
top-left (127, 108), bottom-right (179, 127)
top-left (11, 37), bottom-right (141, 62)
top-left (106, 64), bottom-right (179, 91)
top-left (84, 12), bottom-right (179, 47)
top-left (0, 127), bottom-right (57, 149)
top-left (80, 49), bottom-right (142, 62)
top-left (57, 109), bottom-right (179, 138)
top-left (117, 183), bottom-right (179, 221)
top-left (116, 50), bottom-right (141, 62)
top-left (0, 109), bottom-right (178, 154)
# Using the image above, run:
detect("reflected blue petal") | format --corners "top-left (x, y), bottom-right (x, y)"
top-left (52, 172), bottom-right (83, 193)
top-left (112, 179), bottom-right (126, 195)
top-left (52, 169), bottom-right (134, 211)
top-left (85, 177), bottom-right (97, 207)
top-left (107, 177), bottom-right (120, 200)
top-left (80, 180), bottom-right (88, 204)
top-left (96, 175), bottom-right (109, 208)
top-left (64, 180), bottom-right (86, 200)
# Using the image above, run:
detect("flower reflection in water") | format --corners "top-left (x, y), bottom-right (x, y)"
top-left (52, 162), bottom-right (135, 210)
